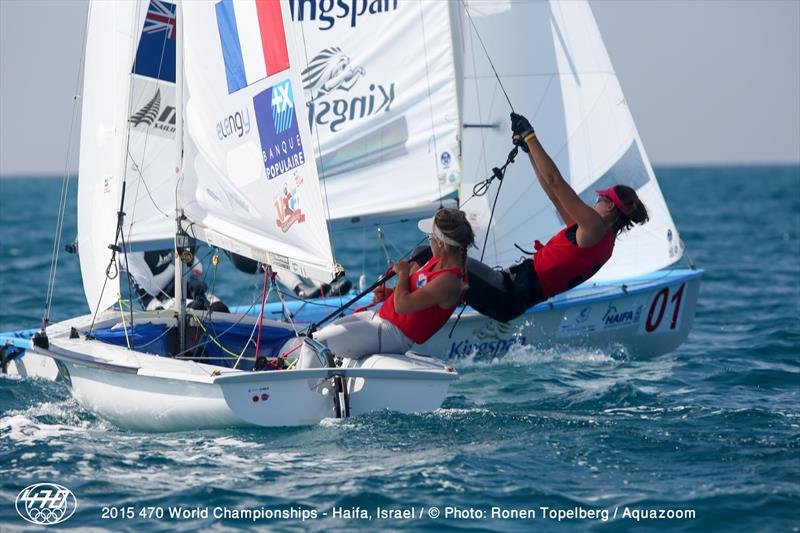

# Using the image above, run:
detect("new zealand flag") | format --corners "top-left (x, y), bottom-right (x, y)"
top-left (133, 0), bottom-right (177, 82)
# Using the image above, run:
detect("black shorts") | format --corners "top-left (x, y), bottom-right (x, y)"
top-left (465, 258), bottom-right (542, 323)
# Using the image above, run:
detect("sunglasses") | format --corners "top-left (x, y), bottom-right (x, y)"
top-left (595, 195), bottom-right (613, 205)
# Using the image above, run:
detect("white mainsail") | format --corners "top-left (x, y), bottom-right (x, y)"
top-left (458, 0), bottom-right (682, 281)
top-left (290, 0), bottom-right (461, 226)
top-left (78, 0), bottom-right (180, 312)
top-left (180, 0), bottom-right (336, 285)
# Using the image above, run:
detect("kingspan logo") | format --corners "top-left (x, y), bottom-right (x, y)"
top-left (15, 483), bottom-right (78, 525)
top-left (289, 0), bottom-right (399, 31)
top-left (302, 47), bottom-right (394, 133)
top-left (129, 88), bottom-right (176, 137)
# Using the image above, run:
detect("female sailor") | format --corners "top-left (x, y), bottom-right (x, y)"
top-left (461, 112), bottom-right (651, 322)
top-left (298, 208), bottom-right (475, 365)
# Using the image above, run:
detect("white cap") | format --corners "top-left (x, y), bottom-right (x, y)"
top-left (417, 217), bottom-right (460, 247)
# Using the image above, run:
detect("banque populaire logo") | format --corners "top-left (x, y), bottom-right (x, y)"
top-left (15, 483), bottom-right (78, 525)
top-left (254, 79), bottom-right (306, 180)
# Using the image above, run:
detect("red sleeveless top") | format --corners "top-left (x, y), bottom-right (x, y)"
top-left (533, 224), bottom-right (615, 298)
top-left (379, 257), bottom-right (463, 344)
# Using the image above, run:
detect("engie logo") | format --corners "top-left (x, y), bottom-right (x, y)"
top-left (216, 107), bottom-right (251, 141)
top-left (254, 79), bottom-right (306, 180)
top-left (15, 483), bottom-right (78, 525)
top-left (275, 175), bottom-right (306, 232)
top-left (302, 47), bottom-right (395, 133)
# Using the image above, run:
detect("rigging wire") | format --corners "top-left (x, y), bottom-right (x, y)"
top-left (42, 2), bottom-right (92, 330)
top-left (124, 4), bottom-right (174, 248)
top-left (458, 0), bottom-right (514, 113)
top-left (417, 0), bottom-right (445, 207)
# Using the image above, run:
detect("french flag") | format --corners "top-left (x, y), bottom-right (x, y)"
top-left (215, 0), bottom-right (290, 94)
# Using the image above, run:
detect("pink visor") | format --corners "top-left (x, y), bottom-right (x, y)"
top-left (595, 187), bottom-right (631, 216)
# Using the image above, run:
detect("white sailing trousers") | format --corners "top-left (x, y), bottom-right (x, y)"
top-left (297, 311), bottom-right (414, 368)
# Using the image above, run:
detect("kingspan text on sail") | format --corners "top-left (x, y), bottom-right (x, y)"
top-left (289, 0), bottom-right (399, 30)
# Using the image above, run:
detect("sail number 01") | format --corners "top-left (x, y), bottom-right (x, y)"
top-left (645, 283), bottom-right (685, 333)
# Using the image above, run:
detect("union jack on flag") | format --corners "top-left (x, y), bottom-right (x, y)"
top-left (133, 0), bottom-right (177, 82)
top-left (143, 0), bottom-right (177, 40)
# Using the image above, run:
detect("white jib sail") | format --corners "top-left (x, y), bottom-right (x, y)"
top-left (290, 0), bottom-right (461, 226)
top-left (180, 0), bottom-right (336, 285)
top-left (78, 0), bottom-right (182, 313)
top-left (458, 0), bottom-right (683, 281)
top-left (78, 1), bottom-right (139, 313)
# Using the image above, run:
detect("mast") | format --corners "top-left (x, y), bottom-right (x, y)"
top-left (174, 0), bottom-right (186, 354)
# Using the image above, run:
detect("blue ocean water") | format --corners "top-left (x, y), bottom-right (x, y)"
top-left (1, 166), bottom-right (798, 532)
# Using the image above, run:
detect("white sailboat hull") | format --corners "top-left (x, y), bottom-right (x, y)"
top-left (420, 270), bottom-right (703, 360)
top-left (13, 312), bottom-right (456, 432)
top-left (54, 356), bottom-right (454, 432)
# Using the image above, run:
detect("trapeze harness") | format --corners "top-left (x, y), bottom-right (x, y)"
top-left (378, 257), bottom-right (464, 344)
top-left (451, 224), bottom-right (615, 323)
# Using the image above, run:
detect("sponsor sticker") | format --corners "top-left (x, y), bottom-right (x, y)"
top-left (274, 175), bottom-right (306, 232)
top-left (557, 301), bottom-right (644, 338)
top-left (254, 79), bottom-right (306, 180)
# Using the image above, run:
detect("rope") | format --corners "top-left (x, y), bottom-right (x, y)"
top-left (448, 146), bottom-right (519, 337)
top-left (254, 267), bottom-right (270, 360)
top-left (116, 294), bottom-right (132, 350)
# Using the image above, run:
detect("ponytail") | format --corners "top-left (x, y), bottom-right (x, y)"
top-left (613, 185), bottom-right (649, 233)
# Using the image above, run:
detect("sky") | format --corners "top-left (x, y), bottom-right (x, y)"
top-left (0, 0), bottom-right (798, 176)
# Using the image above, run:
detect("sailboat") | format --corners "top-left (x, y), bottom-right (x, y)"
top-left (0, 0), bottom-right (457, 431)
top-left (230, 0), bottom-right (703, 360)
top-left (1, 0), bottom-right (702, 384)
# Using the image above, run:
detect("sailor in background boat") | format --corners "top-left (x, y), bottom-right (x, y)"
top-left (120, 249), bottom-right (218, 312)
top-left (296, 209), bottom-right (475, 368)
top-left (413, 114), bottom-right (651, 324)
top-left (225, 251), bottom-right (352, 299)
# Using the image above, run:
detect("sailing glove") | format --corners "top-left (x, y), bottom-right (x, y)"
top-left (510, 112), bottom-right (535, 153)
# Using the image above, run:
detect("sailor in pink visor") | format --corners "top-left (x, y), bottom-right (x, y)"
top-left (435, 112), bottom-right (652, 323)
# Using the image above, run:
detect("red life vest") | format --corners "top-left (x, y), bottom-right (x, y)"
top-left (379, 257), bottom-right (463, 344)
top-left (532, 224), bottom-right (615, 298)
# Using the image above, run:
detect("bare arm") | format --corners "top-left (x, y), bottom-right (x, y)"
top-left (393, 261), bottom-right (462, 314)
top-left (524, 134), bottom-right (606, 247)
top-left (525, 145), bottom-right (574, 226)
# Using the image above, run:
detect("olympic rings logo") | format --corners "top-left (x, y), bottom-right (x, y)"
top-left (15, 483), bottom-right (78, 525)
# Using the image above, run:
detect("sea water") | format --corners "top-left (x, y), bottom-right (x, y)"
top-left (1, 166), bottom-right (798, 531)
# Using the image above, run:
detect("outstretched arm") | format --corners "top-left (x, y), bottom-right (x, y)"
top-left (511, 113), bottom-right (606, 248)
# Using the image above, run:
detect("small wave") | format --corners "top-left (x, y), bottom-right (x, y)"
top-left (0, 400), bottom-right (107, 445)
top-left (453, 343), bottom-right (616, 369)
